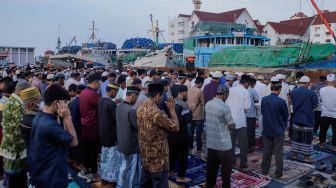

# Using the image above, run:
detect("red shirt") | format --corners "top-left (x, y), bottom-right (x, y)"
top-left (79, 87), bottom-right (100, 140)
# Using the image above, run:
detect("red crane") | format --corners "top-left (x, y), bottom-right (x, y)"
top-left (310, 0), bottom-right (336, 42)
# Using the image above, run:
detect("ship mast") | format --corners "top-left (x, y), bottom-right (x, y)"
top-left (56, 23), bottom-right (61, 52)
top-left (88, 20), bottom-right (98, 43)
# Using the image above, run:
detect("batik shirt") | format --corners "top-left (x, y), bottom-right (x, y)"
top-left (0, 93), bottom-right (25, 159)
top-left (137, 100), bottom-right (179, 173)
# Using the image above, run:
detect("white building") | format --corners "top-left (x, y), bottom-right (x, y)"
top-left (168, 8), bottom-right (262, 43)
top-left (309, 11), bottom-right (336, 44)
top-left (263, 16), bottom-right (314, 45)
top-left (168, 14), bottom-right (191, 43)
top-left (0, 46), bottom-right (35, 66)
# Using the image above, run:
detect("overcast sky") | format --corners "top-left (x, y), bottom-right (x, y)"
top-left (1, 0), bottom-right (335, 55)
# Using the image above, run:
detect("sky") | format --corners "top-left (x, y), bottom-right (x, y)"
top-left (1, 0), bottom-right (335, 56)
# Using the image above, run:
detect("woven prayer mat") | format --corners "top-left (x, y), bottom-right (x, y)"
top-left (233, 151), bottom-right (268, 172)
top-left (169, 155), bottom-right (207, 187)
top-left (286, 150), bottom-right (332, 163)
top-left (314, 141), bottom-right (336, 154)
top-left (255, 160), bottom-right (315, 184)
top-left (315, 155), bottom-right (336, 174)
top-left (194, 169), bottom-right (271, 188)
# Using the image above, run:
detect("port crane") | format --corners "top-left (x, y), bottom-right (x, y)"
top-left (149, 14), bottom-right (165, 47)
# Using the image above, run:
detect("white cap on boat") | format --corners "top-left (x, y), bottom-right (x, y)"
top-left (212, 71), bottom-right (223, 78)
top-left (276, 74), bottom-right (286, 80)
top-left (327, 74), bottom-right (335, 82)
top-left (299, 76), bottom-right (311, 83)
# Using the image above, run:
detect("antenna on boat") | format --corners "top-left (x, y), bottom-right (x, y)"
top-left (88, 20), bottom-right (97, 43)
top-left (56, 23), bottom-right (61, 53)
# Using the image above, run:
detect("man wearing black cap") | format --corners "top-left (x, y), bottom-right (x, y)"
top-left (168, 85), bottom-right (192, 183)
top-left (116, 86), bottom-right (141, 187)
top-left (98, 83), bottom-right (120, 186)
top-left (205, 85), bottom-right (235, 188)
top-left (137, 82), bottom-right (179, 188)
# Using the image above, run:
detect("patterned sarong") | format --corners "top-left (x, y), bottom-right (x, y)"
top-left (100, 146), bottom-right (122, 182)
top-left (291, 124), bottom-right (313, 156)
top-left (117, 153), bottom-right (141, 188)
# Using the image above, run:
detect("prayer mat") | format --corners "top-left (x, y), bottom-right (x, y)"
top-left (314, 141), bottom-right (336, 154)
top-left (68, 168), bottom-right (92, 188)
top-left (234, 151), bottom-right (268, 172)
top-left (256, 160), bottom-right (315, 184)
top-left (315, 155), bottom-right (336, 174)
top-left (286, 150), bottom-right (332, 163)
top-left (195, 169), bottom-right (271, 188)
top-left (169, 155), bottom-right (207, 187)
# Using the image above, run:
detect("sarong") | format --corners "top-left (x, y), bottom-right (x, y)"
top-left (117, 153), bottom-right (141, 188)
top-left (291, 124), bottom-right (313, 156)
top-left (100, 146), bottom-right (122, 182)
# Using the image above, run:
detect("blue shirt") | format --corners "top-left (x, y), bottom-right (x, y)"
top-left (246, 88), bottom-right (259, 118)
top-left (261, 93), bottom-right (288, 137)
top-left (219, 76), bottom-right (226, 86)
top-left (290, 87), bottom-right (318, 127)
top-left (100, 80), bottom-right (109, 97)
top-left (28, 112), bottom-right (73, 188)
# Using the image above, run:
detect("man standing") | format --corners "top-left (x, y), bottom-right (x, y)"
top-left (224, 73), bottom-right (234, 89)
top-left (98, 83), bottom-right (120, 186)
top-left (246, 78), bottom-right (259, 152)
top-left (116, 86), bottom-right (141, 188)
top-left (135, 82), bottom-right (149, 110)
top-left (319, 74), bottom-right (336, 151)
top-left (169, 85), bottom-right (192, 183)
top-left (311, 76), bottom-right (327, 133)
top-left (290, 76), bottom-right (318, 162)
top-left (188, 77), bottom-right (205, 154)
top-left (116, 75), bottom-right (127, 102)
top-left (225, 75), bottom-right (251, 169)
top-left (261, 78), bottom-right (288, 179)
top-left (203, 71), bottom-right (222, 104)
top-left (28, 84), bottom-right (78, 188)
top-left (79, 73), bottom-right (101, 178)
top-left (137, 82), bottom-right (179, 188)
top-left (205, 85), bottom-right (235, 188)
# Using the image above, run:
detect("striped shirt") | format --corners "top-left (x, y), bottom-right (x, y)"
top-left (205, 98), bottom-right (234, 151)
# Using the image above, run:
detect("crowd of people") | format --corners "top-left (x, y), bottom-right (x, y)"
top-left (0, 65), bottom-right (335, 188)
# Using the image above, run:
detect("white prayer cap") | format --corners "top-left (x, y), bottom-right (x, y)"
top-left (247, 73), bottom-right (255, 77)
top-left (212, 71), bottom-right (223, 78)
top-left (276, 74), bottom-right (286, 80)
top-left (271, 77), bottom-right (280, 82)
top-left (102, 71), bottom-right (109, 77)
top-left (327, 74), bottom-right (335, 82)
top-left (236, 72), bottom-right (243, 77)
top-left (299, 76), bottom-right (310, 83)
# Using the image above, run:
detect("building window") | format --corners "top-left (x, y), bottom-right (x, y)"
top-left (171, 24), bottom-right (174, 28)
top-left (178, 30), bottom-right (184, 35)
top-left (12, 48), bottom-right (18, 52)
top-left (20, 48), bottom-right (26, 53)
top-left (315, 27), bottom-right (320, 32)
top-left (171, 32), bottom-right (174, 36)
top-left (178, 22), bottom-right (184, 27)
top-left (28, 48), bottom-right (34, 52)
top-left (315, 34), bottom-right (320, 37)
top-left (178, 39), bottom-right (184, 43)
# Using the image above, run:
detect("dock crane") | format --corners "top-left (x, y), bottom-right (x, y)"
top-left (310, 0), bottom-right (336, 43)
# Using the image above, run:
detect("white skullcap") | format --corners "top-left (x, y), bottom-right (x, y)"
top-left (299, 76), bottom-right (310, 83)
top-left (327, 74), bottom-right (335, 82)
top-left (212, 71), bottom-right (223, 78)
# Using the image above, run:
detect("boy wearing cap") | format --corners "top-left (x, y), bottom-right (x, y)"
top-left (168, 85), bottom-right (192, 183)
top-left (138, 82), bottom-right (179, 188)
top-left (290, 76), bottom-right (318, 162)
top-left (319, 74), bottom-right (336, 151)
top-left (205, 85), bottom-right (235, 188)
top-left (98, 83), bottom-right (120, 186)
top-left (116, 86), bottom-right (141, 188)
top-left (261, 78), bottom-right (288, 179)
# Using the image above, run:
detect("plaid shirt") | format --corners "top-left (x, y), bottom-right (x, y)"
top-left (137, 100), bottom-right (179, 173)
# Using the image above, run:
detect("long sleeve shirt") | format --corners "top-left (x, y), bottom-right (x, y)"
top-left (261, 93), bottom-right (288, 137)
top-left (203, 80), bottom-right (219, 104)
top-left (225, 84), bottom-right (251, 129)
top-left (290, 87), bottom-right (318, 127)
top-left (188, 86), bottom-right (205, 120)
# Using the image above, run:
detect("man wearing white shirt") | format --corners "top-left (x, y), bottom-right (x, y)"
top-left (232, 72), bottom-right (244, 87)
top-left (254, 75), bottom-right (266, 98)
top-left (319, 74), bottom-right (336, 150)
top-left (226, 75), bottom-right (251, 169)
